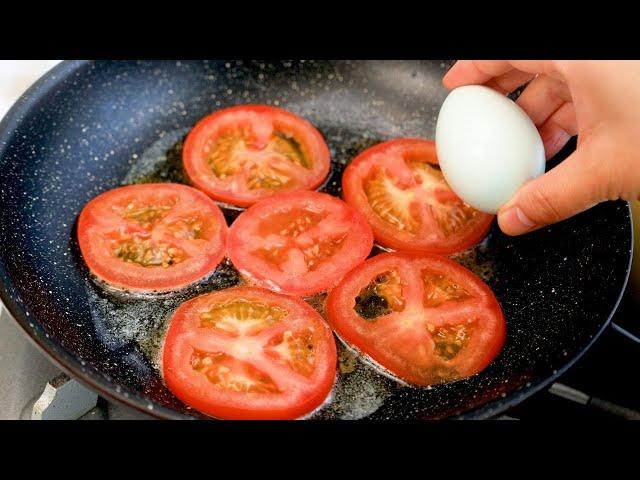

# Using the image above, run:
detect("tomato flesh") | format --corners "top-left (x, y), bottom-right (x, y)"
top-left (342, 139), bottom-right (494, 254)
top-left (227, 191), bottom-right (374, 296)
top-left (77, 183), bottom-right (227, 293)
top-left (163, 287), bottom-right (337, 419)
top-left (326, 252), bottom-right (505, 386)
top-left (183, 105), bottom-right (331, 207)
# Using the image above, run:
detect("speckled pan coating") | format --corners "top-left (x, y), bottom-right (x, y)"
top-left (0, 60), bottom-right (632, 420)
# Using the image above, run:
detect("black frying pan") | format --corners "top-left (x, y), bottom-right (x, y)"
top-left (0, 60), bottom-right (632, 419)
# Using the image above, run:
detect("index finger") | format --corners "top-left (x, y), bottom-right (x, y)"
top-left (442, 60), bottom-right (515, 89)
top-left (443, 60), bottom-right (564, 90)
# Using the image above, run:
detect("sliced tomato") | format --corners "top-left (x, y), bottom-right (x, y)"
top-left (342, 139), bottom-right (494, 255)
top-left (326, 252), bottom-right (505, 386)
top-left (77, 183), bottom-right (227, 293)
top-left (183, 105), bottom-right (331, 207)
top-left (163, 286), bottom-right (337, 419)
top-left (227, 191), bottom-right (374, 297)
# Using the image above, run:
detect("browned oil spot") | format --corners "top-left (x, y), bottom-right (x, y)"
top-left (338, 347), bottom-right (359, 375)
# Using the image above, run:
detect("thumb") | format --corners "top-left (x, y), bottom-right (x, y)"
top-left (497, 141), bottom-right (606, 235)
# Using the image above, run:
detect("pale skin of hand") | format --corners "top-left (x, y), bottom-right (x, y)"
top-left (442, 60), bottom-right (640, 235)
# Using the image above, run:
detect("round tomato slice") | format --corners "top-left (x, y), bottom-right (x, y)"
top-left (183, 105), bottom-right (331, 207)
top-left (78, 183), bottom-right (227, 293)
top-left (227, 191), bottom-right (374, 297)
top-left (326, 252), bottom-right (505, 386)
top-left (342, 139), bottom-right (494, 255)
top-left (163, 286), bottom-right (337, 419)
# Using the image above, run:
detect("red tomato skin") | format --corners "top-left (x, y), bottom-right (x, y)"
top-left (326, 252), bottom-right (505, 386)
top-left (78, 183), bottom-right (227, 293)
top-left (226, 190), bottom-right (374, 297)
top-left (183, 105), bottom-right (331, 207)
top-left (342, 139), bottom-right (494, 255)
top-left (163, 287), bottom-right (337, 420)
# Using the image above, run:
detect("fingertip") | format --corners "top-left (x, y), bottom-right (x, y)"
top-left (441, 72), bottom-right (456, 90)
top-left (442, 60), bottom-right (472, 90)
top-left (497, 206), bottom-right (538, 236)
top-left (497, 143), bottom-right (601, 237)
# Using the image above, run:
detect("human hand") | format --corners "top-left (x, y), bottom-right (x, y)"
top-left (442, 60), bottom-right (640, 235)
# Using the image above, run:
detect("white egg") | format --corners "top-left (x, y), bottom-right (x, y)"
top-left (435, 85), bottom-right (545, 214)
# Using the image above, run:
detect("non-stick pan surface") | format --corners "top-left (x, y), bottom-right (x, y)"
top-left (0, 60), bottom-right (632, 419)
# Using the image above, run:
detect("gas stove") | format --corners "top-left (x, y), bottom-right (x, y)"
top-left (2, 291), bottom-right (638, 420)
top-left (0, 303), bottom-right (153, 420)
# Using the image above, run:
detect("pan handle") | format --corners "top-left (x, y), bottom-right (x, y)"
top-left (549, 382), bottom-right (640, 420)
top-left (610, 322), bottom-right (640, 344)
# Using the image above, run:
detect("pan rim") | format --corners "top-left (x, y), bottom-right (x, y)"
top-left (0, 60), bottom-right (634, 421)
top-left (0, 59), bottom-right (193, 420)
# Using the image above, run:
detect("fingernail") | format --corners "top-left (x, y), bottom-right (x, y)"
top-left (498, 207), bottom-right (537, 235)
